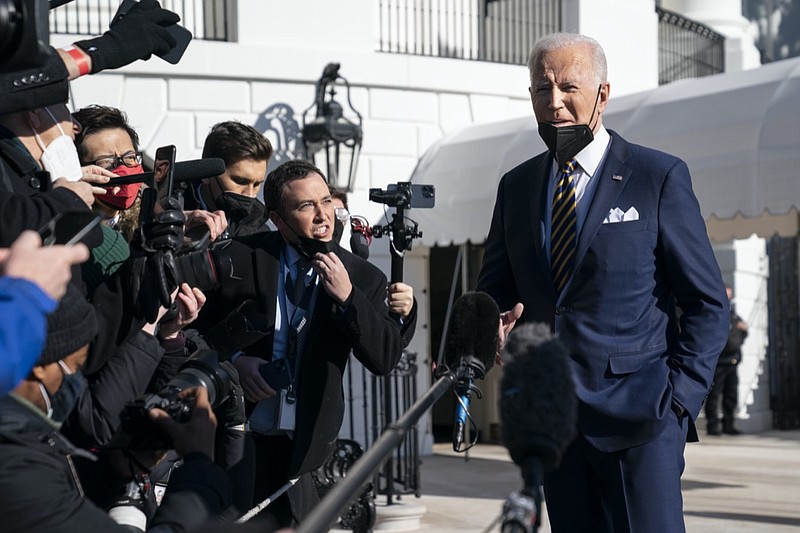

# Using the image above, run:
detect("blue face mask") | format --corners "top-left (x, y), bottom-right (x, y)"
top-left (40, 360), bottom-right (87, 423)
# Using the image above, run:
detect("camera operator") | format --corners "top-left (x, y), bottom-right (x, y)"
top-left (0, 230), bottom-right (89, 395)
top-left (194, 159), bottom-right (404, 526)
top-left (183, 121), bottom-right (274, 238)
top-left (0, 284), bottom-right (232, 532)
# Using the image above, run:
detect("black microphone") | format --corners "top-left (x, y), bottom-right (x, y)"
top-left (499, 323), bottom-right (577, 532)
top-left (104, 158), bottom-right (226, 186)
top-left (444, 291), bottom-right (499, 451)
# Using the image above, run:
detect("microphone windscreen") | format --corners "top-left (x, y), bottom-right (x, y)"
top-left (499, 323), bottom-right (577, 472)
top-left (106, 158), bottom-right (227, 186)
top-left (173, 158), bottom-right (226, 183)
top-left (350, 232), bottom-right (370, 260)
top-left (444, 291), bottom-right (499, 373)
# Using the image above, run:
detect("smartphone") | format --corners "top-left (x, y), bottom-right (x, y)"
top-left (259, 359), bottom-right (292, 391)
top-left (39, 212), bottom-right (102, 246)
top-left (110, 0), bottom-right (193, 64)
top-left (154, 145), bottom-right (177, 210)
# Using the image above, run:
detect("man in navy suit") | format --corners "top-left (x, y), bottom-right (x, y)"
top-left (477, 33), bottom-right (729, 532)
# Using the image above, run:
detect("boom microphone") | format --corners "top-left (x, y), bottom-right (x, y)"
top-left (444, 291), bottom-right (499, 451)
top-left (104, 158), bottom-right (226, 186)
top-left (499, 323), bottom-right (577, 531)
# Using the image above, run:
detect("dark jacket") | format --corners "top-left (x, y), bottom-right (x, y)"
top-left (0, 131), bottom-right (96, 247)
top-left (61, 330), bottom-right (165, 449)
top-left (0, 395), bottom-right (232, 532)
top-left (197, 231), bottom-right (405, 476)
top-left (719, 309), bottom-right (748, 364)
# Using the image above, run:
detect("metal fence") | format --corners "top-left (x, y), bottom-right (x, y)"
top-left (49, 0), bottom-right (234, 41)
top-left (376, 0), bottom-right (562, 65)
top-left (767, 236), bottom-right (800, 430)
top-left (657, 6), bottom-right (725, 85)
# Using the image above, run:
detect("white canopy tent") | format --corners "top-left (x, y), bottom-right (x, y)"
top-left (409, 57), bottom-right (800, 245)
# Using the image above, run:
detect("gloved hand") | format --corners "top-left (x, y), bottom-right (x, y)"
top-left (129, 250), bottom-right (177, 324)
top-left (214, 360), bottom-right (246, 469)
top-left (74, 0), bottom-right (180, 73)
top-left (142, 208), bottom-right (185, 253)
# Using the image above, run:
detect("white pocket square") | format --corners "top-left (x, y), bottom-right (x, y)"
top-left (603, 206), bottom-right (639, 224)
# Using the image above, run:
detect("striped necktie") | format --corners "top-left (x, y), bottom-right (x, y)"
top-left (551, 159), bottom-right (577, 295)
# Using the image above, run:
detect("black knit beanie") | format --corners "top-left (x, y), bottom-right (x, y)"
top-left (39, 283), bottom-right (99, 365)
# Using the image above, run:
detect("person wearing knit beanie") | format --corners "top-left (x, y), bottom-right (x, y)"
top-left (39, 283), bottom-right (99, 365)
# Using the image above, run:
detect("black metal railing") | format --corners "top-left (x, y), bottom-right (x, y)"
top-left (657, 6), bottom-right (725, 85)
top-left (340, 350), bottom-right (420, 501)
top-left (376, 0), bottom-right (562, 65)
top-left (49, 0), bottom-right (234, 41)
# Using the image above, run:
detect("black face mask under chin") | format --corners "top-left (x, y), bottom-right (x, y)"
top-left (295, 234), bottom-right (337, 259)
top-left (537, 84), bottom-right (602, 165)
top-left (279, 215), bottom-right (337, 259)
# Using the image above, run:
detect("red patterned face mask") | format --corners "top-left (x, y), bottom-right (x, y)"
top-left (96, 164), bottom-right (143, 210)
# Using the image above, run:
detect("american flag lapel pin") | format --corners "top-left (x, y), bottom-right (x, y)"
top-left (612, 174), bottom-right (623, 181)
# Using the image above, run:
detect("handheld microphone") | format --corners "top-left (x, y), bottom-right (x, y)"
top-left (499, 323), bottom-right (577, 532)
top-left (349, 215), bottom-right (372, 260)
top-left (443, 291), bottom-right (499, 451)
top-left (104, 158), bottom-right (227, 186)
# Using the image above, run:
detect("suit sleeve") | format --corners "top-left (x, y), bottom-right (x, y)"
top-left (476, 173), bottom-right (519, 312)
top-left (657, 159), bottom-right (729, 419)
top-left (338, 264), bottom-right (404, 376)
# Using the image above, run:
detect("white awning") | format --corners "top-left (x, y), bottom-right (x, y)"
top-left (410, 57), bottom-right (800, 245)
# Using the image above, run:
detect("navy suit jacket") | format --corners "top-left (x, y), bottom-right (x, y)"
top-left (477, 130), bottom-right (729, 452)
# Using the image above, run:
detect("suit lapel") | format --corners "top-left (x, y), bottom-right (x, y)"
top-left (573, 133), bottom-right (633, 271)
top-left (528, 154), bottom-right (555, 281)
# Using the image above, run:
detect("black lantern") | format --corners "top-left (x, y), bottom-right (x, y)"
top-left (301, 63), bottom-right (363, 192)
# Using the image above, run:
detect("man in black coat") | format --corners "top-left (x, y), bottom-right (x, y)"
top-left (704, 284), bottom-right (748, 435)
top-left (198, 160), bottom-right (404, 526)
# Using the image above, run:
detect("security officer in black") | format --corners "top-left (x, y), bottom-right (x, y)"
top-left (705, 284), bottom-right (749, 435)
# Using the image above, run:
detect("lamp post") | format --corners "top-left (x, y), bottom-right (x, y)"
top-left (301, 63), bottom-right (363, 192)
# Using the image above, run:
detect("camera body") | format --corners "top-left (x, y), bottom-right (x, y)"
top-left (116, 349), bottom-right (233, 450)
top-left (0, 0), bottom-right (52, 74)
top-left (369, 182), bottom-right (435, 209)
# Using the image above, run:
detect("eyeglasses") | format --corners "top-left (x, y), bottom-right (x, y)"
top-left (89, 151), bottom-right (143, 171)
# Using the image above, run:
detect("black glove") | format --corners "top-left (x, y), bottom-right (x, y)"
top-left (214, 360), bottom-right (246, 470)
top-left (74, 0), bottom-right (180, 73)
top-left (142, 208), bottom-right (185, 253)
top-left (129, 250), bottom-right (176, 324)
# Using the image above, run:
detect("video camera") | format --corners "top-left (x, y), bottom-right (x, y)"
top-left (132, 147), bottom-right (238, 323)
top-left (115, 349), bottom-right (233, 450)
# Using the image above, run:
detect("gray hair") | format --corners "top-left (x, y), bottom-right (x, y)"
top-left (528, 33), bottom-right (608, 87)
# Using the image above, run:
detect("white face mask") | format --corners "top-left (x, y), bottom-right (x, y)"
top-left (32, 107), bottom-right (83, 182)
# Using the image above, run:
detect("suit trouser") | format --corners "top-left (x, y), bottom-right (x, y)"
top-left (704, 363), bottom-right (739, 430)
top-left (249, 433), bottom-right (320, 528)
top-left (544, 414), bottom-right (689, 533)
